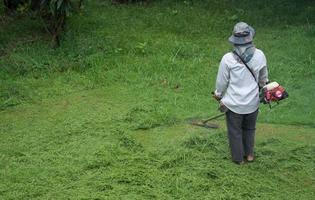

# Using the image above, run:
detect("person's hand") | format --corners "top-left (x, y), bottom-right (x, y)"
top-left (211, 92), bottom-right (221, 102)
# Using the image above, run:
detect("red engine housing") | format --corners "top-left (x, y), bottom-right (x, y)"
top-left (262, 84), bottom-right (289, 104)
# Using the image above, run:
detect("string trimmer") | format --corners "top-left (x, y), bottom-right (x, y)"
top-left (188, 81), bottom-right (289, 129)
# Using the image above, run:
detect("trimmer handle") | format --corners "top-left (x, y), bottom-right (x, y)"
top-left (211, 91), bottom-right (221, 102)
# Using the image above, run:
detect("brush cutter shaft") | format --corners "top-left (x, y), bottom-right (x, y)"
top-left (202, 113), bottom-right (225, 123)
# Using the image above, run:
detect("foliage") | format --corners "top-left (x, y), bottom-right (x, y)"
top-left (3, 0), bottom-right (26, 11)
top-left (112, 0), bottom-right (150, 4)
top-left (39, 0), bottom-right (73, 47)
top-left (2, 0), bottom-right (83, 47)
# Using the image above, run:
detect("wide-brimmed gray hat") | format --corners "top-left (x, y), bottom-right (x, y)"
top-left (228, 22), bottom-right (255, 44)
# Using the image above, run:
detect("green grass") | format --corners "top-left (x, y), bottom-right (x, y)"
top-left (1, 87), bottom-right (314, 199)
top-left (1, 0), bottom-right (315, 199)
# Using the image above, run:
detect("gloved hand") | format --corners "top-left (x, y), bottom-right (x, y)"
top-left (211, 91), bottom-right (221, 102)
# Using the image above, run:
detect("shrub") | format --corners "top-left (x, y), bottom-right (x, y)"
top-left (39, 0), bottom-right (73, 47)
top-left (3, 0), bottom-right (83, 47)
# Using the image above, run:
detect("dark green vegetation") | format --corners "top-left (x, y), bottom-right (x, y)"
top-left (3, 0), bottom-right (83, 47)
top-left (1, 0), bottom-right (315, 199)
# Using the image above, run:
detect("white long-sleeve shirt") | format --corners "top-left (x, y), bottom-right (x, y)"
top-left (215, 49), bottom-right (268, 114)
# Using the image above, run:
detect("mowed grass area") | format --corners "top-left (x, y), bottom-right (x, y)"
top-left (1, 0), bottom-right (315, 199)
top-left (1, 87), bottom-right (315, 199)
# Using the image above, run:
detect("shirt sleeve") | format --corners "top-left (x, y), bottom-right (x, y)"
top-left (215, 56), bottom-right (230, 97)
top-left (258, 53), bottom-right (269, 88)
top-left (258, 66), bottom-right (269, 88)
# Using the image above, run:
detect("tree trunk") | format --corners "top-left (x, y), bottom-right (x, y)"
top-left (50, 14), bottom-right (65, 48)
top-left (78, 0), bottom-right (83, 9)
top-left (51, 34), bottom-right (60, 48)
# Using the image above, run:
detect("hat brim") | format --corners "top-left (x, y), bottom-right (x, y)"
top-left (228, 35), bottom-right (253, 44)
top-left (228, 26), bottom-right (255, 44)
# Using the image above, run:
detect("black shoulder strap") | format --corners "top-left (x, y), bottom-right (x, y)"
top-left (232, 50), bottom-right (257, 83)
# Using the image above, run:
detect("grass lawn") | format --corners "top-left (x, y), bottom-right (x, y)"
top-left (0, 0), bottom-right (315, 199)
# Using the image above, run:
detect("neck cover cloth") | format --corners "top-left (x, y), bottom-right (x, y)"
top-left (233, 42), bottom-right (256, 63)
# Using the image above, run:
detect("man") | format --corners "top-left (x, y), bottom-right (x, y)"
top-left (214, 22), bottom-right (269, 164)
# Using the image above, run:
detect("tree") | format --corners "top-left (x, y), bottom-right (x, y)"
top-left (40, 0), bottom-right (72, 48)
top-left (3, 0), bottom-right (82, 48)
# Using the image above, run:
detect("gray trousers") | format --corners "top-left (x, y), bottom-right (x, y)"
top-left (225, 109), bottom-right (258, 162)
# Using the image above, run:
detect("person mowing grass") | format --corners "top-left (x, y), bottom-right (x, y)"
top-left (213, 22), bottom-right (269, 164)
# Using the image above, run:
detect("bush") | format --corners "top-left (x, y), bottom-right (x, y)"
top-left (39, 0), bottom-right (73, 47)
top-left (3, 0), bottom-right (82, 47)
